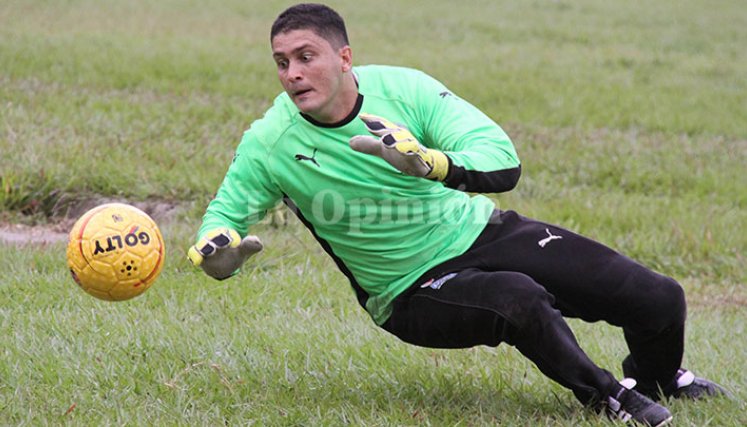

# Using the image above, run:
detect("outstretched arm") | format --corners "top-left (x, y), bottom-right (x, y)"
top-left (191, 131), bottom-right (281, 279)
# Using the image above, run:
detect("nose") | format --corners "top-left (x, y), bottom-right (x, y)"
top-left (287, 61), bottom-right (303, 82)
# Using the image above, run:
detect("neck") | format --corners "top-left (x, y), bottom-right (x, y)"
top-left (312, 72), bottom-right (359, 124)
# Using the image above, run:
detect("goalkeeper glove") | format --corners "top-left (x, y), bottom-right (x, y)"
top-left (349, 113), bottom-right (449, 181)
top-left (187, 228), bottom-right (263, 280)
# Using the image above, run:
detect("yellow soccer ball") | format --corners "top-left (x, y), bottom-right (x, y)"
top-left (66, 203), bottom-right (165, 301)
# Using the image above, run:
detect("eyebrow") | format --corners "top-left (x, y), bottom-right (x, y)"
top-left (272, 43), bottom-right (314, 58)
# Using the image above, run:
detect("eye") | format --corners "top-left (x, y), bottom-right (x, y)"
top-left (276, 59), bottom-right (288, 70)
top-left (301, 53), bottom-right (313, 62)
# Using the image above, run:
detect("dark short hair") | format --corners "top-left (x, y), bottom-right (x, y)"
top-left (271, 3), bottom-right (349, 48)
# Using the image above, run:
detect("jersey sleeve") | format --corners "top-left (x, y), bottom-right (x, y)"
top-left (197, 131), bottom-right (282, 239)
top-left (413, 72), bottom-right (521, 193)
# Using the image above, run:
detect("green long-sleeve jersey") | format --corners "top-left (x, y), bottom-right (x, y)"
top-left (199, 65), bottom-right (521, 325)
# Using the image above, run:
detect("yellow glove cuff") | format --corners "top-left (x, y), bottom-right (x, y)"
top-left (424, 149), bottom-right (450, 181)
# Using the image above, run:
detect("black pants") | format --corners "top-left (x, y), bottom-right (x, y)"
top-left (381, 210), bottom-right (686, 405)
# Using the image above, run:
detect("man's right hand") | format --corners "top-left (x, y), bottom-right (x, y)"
top-left (187, 228), bottom-right (263, 280)
top-left (349, 114), bottom-right (450, 181)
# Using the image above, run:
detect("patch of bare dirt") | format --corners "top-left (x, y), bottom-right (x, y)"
top-left (0, 223), bottom-right (69, 245)
top-left (0, 198), bottom-right (184, 246)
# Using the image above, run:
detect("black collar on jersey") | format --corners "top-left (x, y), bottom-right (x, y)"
top-left (300, 93), bottom-right (364, 128)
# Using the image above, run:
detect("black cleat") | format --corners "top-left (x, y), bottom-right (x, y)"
top-left (604, 379), bottom-right (673, 426)
top-left (666, 369), bottom-right (731, 400)
top-left (622, 357), bottom-right (731, 401)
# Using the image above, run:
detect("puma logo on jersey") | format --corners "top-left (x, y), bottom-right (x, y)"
top-left (439, 91), bottom-right (453, 98)
top-left (295, 148), bottom-right (320, 167)
top-left (538, 228), bottom-right (562, 248)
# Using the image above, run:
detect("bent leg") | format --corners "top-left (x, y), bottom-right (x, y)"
top-left (382, 268), bottom-right (618, 405)
top-left (469, 210), bottom-right (686, 390)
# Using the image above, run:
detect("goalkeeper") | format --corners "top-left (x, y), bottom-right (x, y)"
top-left (189, 3), bottom-right (727, 425)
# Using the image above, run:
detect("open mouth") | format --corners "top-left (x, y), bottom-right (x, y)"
top-left (294, 89), bottom-right (312, 98)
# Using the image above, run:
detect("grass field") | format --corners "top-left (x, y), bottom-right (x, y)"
top-left (1, 0), bottom-right (745, 425)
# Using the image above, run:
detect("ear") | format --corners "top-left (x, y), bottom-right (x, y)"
top-left (339, 45), bottom-right (353, 72)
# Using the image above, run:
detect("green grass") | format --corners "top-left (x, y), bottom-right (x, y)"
top-left (1, 0), bottom-right (746, 425)
top-left (1, 229), bottom-right (745, 426)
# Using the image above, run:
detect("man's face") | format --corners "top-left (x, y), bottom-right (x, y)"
top-left (271, 29), bottom-right (353, 123)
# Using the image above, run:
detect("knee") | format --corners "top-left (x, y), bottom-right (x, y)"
top-left (499, 273), bottom-right (558, 326)
top-left (643, 274), bottom-right (686, 331)
top-left (493, 274), bottom-right (562, 347)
